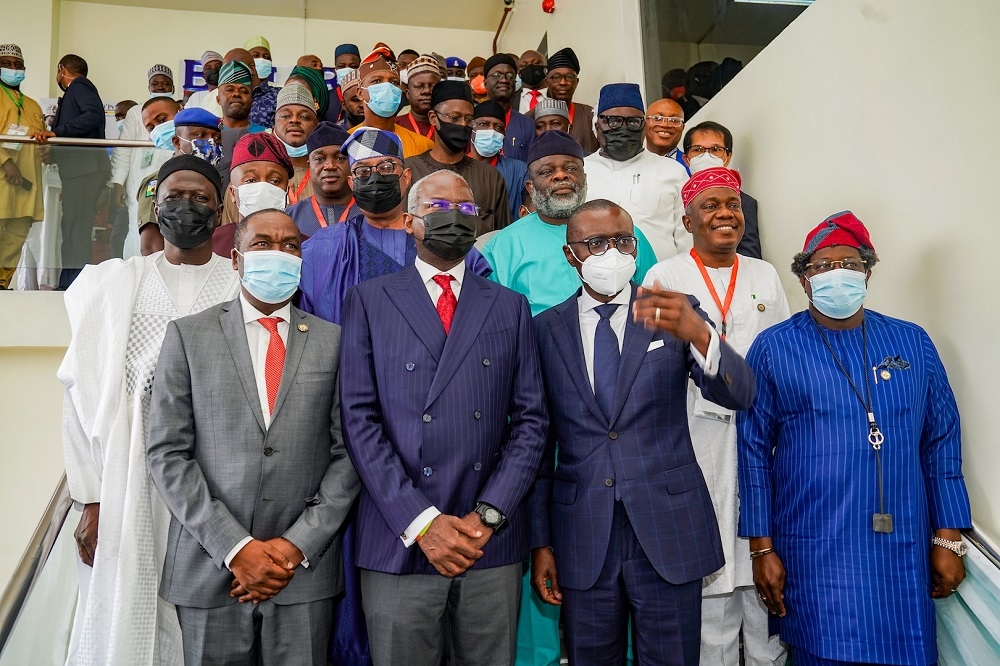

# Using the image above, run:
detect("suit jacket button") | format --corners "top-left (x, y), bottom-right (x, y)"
top-left (609, 431), bottom-right (618, 440)
top-left (423, 466), bottom-right (433, 477)
top-left (604, 478), bottom-right (614, 487)
top-left (263, 447), bottom-right (274, 456)
top-left (474, 410), bottom-right (481, 419)
top-left (422, 414), bottom-right (432, 423)
top-left (406, 362), bottom-right (415, 371)
top-left (482, 358), bottom-right (491, 366)
top-left (474, 462), bottom-right (482, 471)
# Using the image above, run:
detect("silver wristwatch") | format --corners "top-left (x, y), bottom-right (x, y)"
top-left (932, 537), bottom-right (968, 556)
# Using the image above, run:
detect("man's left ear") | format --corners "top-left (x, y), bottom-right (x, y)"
top-left (682, 213), bottom-right (693, 233)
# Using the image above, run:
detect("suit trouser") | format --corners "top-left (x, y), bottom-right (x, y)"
top-left (701, 587), bottom-right (787, 666)
top-left (561, 500), bottom-right (702, 666)
top-left (59, 171), bottom-right (106, 289)
top-left (175, 597), bottom-right (333, 666)
top-left (0, 216), bottom-right (32, 288)
top-left (360, 563), bottom-right (521, 666)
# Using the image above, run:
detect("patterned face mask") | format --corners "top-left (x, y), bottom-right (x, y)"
top-left (179, 137), bottom-right (223, 166)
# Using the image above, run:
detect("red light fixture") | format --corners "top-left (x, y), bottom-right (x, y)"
top-left (542, 0), bottom-right (556, 13)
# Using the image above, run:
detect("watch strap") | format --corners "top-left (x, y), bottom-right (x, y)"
top-left (932, 536), bottom-right (968, 556)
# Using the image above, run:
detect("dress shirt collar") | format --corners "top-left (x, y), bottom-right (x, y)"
top-left (240, 292), bottom-right (292, 325)
top-left (578, 282), bottom-right (633, 315)
top-left (415, 255), bottom-right (466, 289)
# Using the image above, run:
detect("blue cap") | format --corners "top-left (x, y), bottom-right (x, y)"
top-left (526, 130), bottom-right (585, 165)
top-left (173, 107), bottom-right (221, 130)
top-left (596, 83), bottom-right (644, 115)
top-left (445, 56), bottom-right (467, 69)
top-left (307, 121), bottom-right (351, 155)
top-left (341, 127), bottom-right (404, 166)
top-left (335, 43), bottom-right (360, 59)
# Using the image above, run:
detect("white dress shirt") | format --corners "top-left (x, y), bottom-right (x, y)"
top-left (519, 87), bottom-right (549, 115)
top-left (224, 293), bottom-right (296, 570)
top-left (399, 257), bottom-right (467, 547)
top-left (576, 285), bottom-right (721, 393)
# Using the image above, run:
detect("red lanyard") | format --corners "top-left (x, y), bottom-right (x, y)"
top-left (568, 102), bottom-right (575, 126)
top-left (690, 249), bottom-right (739, 339)
top-left (409, 113), bottom-right (434, 139)
top-left (310, 196), bottom-right (355, 228)
top-left (489, 155), bottom-right (499, 167)
top-left (288, 177), bottom-right (310, 205)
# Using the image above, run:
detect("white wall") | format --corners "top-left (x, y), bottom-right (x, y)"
top-left (695, 0), bottom-right (1000, 543)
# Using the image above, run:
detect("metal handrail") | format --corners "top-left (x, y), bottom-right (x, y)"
top-left (0, 134), bottom-right (154, 149)
top-left (965, 528), bottom-right (1000, 570)
top-left (0, 475), bottom-right (72, 653)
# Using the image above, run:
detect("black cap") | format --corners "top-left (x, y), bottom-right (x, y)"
top-left (483, 53), bottom-right (517, 76)
top-left (157, 154), bottom-right (223, 199)
top-left (431, 80), bottom-right (474, 108)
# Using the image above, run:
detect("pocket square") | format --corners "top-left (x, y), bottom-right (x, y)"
top-left (647, 339), bottom-right (665, 352)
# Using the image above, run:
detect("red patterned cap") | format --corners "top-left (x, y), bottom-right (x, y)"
top-left (231, 132), bottom-right (293, 179)
top-left (802, 211), bottom-right (875, 254)
top-left (681, 167), bottom-right (742, 208)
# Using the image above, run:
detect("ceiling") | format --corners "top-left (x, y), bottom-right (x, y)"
top-left (71, 0), bottom-right (506, 31)
top-left (654, 0), bottom-right (806, 46)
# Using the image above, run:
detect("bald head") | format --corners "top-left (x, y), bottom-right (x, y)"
top-left (644, 98), bottom-right (686, 156)
top-left (519, 50), bottom-right (546, 67)
top-left (296, 54), bottom-right (323, 70)
top-left (407, 171), bottom-right (473, 214)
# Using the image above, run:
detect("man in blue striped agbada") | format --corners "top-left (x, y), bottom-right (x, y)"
top-left (737, 211), bottom-right (972, 666)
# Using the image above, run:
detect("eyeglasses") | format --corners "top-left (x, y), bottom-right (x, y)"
top-left (686, 145), bottom-right (731, 157)
top-left (547, 73), bottom-right (578, 84)
top-left (486, 71), bottom-right (516, 82)
top-left (351, 160), bottom-right (399, 179)
top-left (598, 115), bottom-right (645, 131)
top-left (568, 235), bottom-right (637, 256)
top-left (805, 259), bottom-right (868, 274)
top-left (438, 112), bottom-right (475, 126)
top-left (645, 115), bottom-right (684, 127)
top-left (420, 200), bottom-right (481, 216)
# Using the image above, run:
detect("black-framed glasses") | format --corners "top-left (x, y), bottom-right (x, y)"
top-left (805, 259), bottom-right (867, 274)
top-left (547, 73), bottom-right (578, 84)
top-left (351, 159), bottom-right (399, 179)
top-left (419, 200), bottom-right (481, 216)
top-left (645, 115), bottom-right (684, 127)
top-left (598, 115), bottom-right (645, 131)
top-left (486, 71), bottom-right (516, 82)
top-left (568, 235), bottom-right (637, 256)
top-left (686, 145), bottom-right (731, 157)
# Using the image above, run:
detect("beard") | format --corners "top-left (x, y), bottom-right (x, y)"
top-left (533, 181), bottom-right (588, 219)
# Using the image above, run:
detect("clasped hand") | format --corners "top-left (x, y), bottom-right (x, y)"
top-left (229, 538), bottom-right (303, 603)
top-left (418, 513), bottom-right (491, 578)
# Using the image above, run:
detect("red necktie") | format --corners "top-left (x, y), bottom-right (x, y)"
top-left (433, 274), bottom-right (456, 335)
top-left (258, 317), bottom-right (285, 415)
top-left (529, 90), bottom-right (540, 110)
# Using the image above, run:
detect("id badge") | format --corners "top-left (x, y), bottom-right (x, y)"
top-left (2, 123), bottom-right (28, 152)
top-left (693, 393), bottom-right (733, 423)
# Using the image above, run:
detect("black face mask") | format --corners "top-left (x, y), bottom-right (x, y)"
top-left (601, 126), bottom-right (645, 161)
top-left (157, 199), bottom-right (217, 249)
top-left (520, 64), bottom-right (546, 88)
top-left (435, 119), bottom-right (474, 154)
top-left (420, 210), bottom-right (478, 261)
top-left (353, 173), bottom-right (402, 214)
top-left (203, 68), bottom-right (220, 87)
top-left (345, 110), bottom-right (366, 127)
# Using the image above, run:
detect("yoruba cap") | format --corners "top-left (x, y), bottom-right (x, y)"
top-left (534, 98), bottom-right (569, 120)
top-left (406, 55), bottom-right (441, 80)
top-left (244, 35), bottom-right (270, 51)
top-left (341, 127), bottom-right (404, 166)
top-left (597, 83), bottom-right (643, 115)
top-left (157, 154), bottom-right (223, 199)
top-left (218, 60), bottom-right (253, 87)
top-left (484, 53), bottom-right (517, 76)
top-left (341, 68), bottom-right (361, 94)
top-left (173, 107), bottom-right (221, 131)
top-left (358, 47), bottom-right (398, 85)
top-left (802, 211), bottom-right (875, 254)
top-left (200, 50), bottom-right (223, 66)
top-left (276, 81), bottom-right (317, 114)
top-left (681, 167), bottom-right (741, 208)
top-left (547, 47), bottom-right (580, 73)
top-left (335, 44), bottom-right (360, 59)
top-left (147, 64), bottom-right (173, 83)
top-left (431, 80), bottom-right (473, 108)
top-left (307, 122), bottom-right (350, 155)
top-left (526, 129), bottom-right (584, 165)
top-left (231, 132), bottom-right (294, 178)
top-left (0, 44), bottom-right (23, 59)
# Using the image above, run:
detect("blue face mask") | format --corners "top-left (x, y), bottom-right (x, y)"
top-left (515, 74), bottom-right (523, 92)
top-left (363, 82), bottom-right (402, 118)
top-left (149, 121), bottom-right (175, 151)
top-left (281, 139), bottom-right (309, 158)
top-left (238, 249), bottom-right (302, 304)
top-left (473, 129), bottom-right (504, 158)
top-left (0, 68), bottom-right (25, 87)
top-left (149, 91), bottom-right (174, 99)
top-left (254, 58), bottom-right (273, 80)
top-left (808, 269), bottom-right (867, 319)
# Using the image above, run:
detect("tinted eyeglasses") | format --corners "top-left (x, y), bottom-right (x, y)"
top-left (419, 200), bottom-right (481, 216)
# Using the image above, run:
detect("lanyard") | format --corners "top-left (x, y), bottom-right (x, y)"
top-left (408, 113), bottom-right (434, 139)
top-left (568, 102), bottom-right (575, 126)
top-left (288, 177), bottom-right (310, 205)
top-left (0, 83), bottom-right (23, 122)
top-left (813, 318), bottom-right (892, 533)
top-left (690, 249), bottom-right (738, 339)
top-left (310, 195), bottom-right (355, 228)
top-left (489, 155), bottom-right (499, 167)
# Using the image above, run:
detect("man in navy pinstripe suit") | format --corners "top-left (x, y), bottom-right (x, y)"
top-left (340, 170), bottom-right (548, 666)
top-left (528, 199), bottom-right (755, 665)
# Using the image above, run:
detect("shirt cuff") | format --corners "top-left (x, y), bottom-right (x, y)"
top-left (224, 536), bottom-right (254, 570)
top-left (689, 322), bottom-right (721, 377)
top-left (401, 506), bottom-right (441, 548)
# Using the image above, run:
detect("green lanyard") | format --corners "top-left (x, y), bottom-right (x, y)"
top-left (0, 82), bottom-right (23, 122)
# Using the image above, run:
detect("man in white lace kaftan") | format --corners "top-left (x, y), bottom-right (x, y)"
top-left (58, 154), bottom-right (239, 666)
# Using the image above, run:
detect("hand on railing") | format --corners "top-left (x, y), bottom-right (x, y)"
top-left (32, 130), bottom-right (55, 145)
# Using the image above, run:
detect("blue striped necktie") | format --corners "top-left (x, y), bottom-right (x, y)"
top-left (593, 303), bottom-right (621, 421)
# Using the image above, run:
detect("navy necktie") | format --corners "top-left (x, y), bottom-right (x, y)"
top-left (593, 303), bottom-right (621, 421)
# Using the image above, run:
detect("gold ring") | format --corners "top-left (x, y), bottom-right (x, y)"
top-left (655, 307), bottom-right (661, 322)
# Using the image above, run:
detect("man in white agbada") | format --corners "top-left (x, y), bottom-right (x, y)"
top-left (642, 167), bottom-right (789, 666)
top-left (59, 154), bottom-right (239, 665)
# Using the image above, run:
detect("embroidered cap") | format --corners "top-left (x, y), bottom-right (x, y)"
top-left (681, 167), bottom-right (742, 208)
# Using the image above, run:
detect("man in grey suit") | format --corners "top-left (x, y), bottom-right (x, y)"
top-left (147, 208), bottom-right (360, 664)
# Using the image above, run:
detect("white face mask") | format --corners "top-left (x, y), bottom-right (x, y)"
top-left (235, 181), bottom-right (287, 218)
top-left (688, 152), bottom-right (726, 173)
top-left (571, 247), bottom-right (636, 296)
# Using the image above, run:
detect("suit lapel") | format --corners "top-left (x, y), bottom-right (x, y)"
top-left (219, 300), bottom-right (266, 433)
top-left (386, 266), bottom-right (446, 363)
top-left (552, 293), bottom-right (608, 426)
top-left (609, 287), bottom-right (655, 426)
top-left (270, 306), bottom-right (308, 420)
top-left (426, 275), bottom-right (496, 407)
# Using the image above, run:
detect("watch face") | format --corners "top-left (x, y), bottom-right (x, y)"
top-left (485, 508), bottom-right (500, 524)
